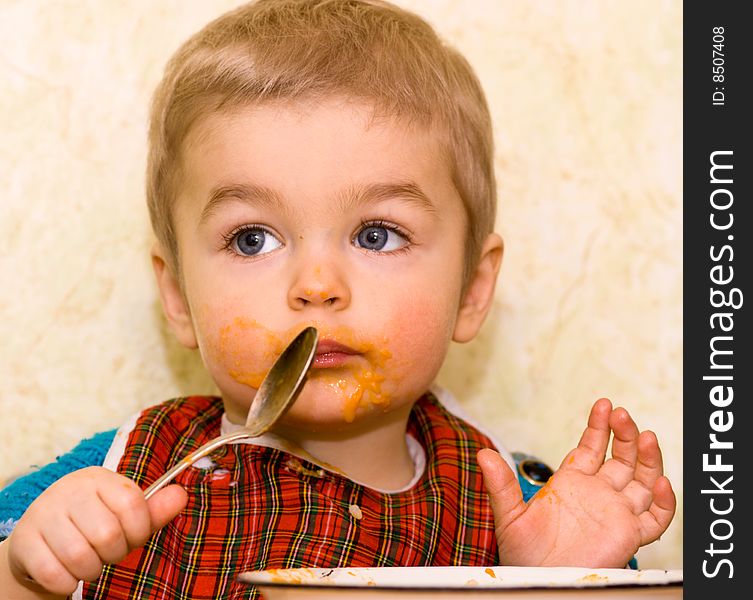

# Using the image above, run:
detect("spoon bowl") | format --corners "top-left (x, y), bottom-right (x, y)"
top-left (143, 326), bottom-right (319, 499)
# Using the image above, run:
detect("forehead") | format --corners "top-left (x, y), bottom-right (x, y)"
top-left (175, 98), bottom-right (458, 216)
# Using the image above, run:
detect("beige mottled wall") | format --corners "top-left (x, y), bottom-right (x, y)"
top-left (0, 1), bottom-right (682, 569)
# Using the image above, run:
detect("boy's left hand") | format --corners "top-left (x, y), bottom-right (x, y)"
top-left (477, 398), bottom-right (676, 568)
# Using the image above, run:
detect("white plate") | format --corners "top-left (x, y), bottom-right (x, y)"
top-left (238, 566), bottom-right (683, 599)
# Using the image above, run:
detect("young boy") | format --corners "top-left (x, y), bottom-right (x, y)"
top-left (0, 0), bottom-right (675, 598)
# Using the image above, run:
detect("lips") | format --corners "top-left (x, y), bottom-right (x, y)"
top-left (313, 339), bottom-right (360, 368)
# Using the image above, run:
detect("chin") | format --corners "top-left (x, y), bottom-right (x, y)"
top-left (279, 395), bottom-right (358, 431)
top-left (276, 381), bottom-right (391, 432)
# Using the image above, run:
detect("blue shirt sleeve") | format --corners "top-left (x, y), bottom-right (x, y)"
top-left (0, 429), bottom-right (117, 540)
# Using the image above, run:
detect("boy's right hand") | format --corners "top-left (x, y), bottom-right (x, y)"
top-left (4, 466), bottom-right (187, 596)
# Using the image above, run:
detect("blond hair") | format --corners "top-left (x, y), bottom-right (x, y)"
top-left (147, 0), bottom-right (496, 282)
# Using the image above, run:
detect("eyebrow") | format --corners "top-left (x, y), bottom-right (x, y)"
top-left (336, 181), bottom-right (437, 215)
top-left (200, 183), bottom-right (286, 224)
top-left (200, 180), bottom-right (437, 223)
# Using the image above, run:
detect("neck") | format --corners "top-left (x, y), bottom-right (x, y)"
top-left (273, 404), bottom-right (416, 491)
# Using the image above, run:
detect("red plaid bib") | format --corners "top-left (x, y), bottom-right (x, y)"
top-left (81, 392), bottom-right (498, 599)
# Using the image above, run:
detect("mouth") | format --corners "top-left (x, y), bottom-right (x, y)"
top-left (312, 339), bottom-right (361, 368)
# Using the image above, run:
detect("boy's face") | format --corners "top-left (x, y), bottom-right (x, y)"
top-left (155, 98), bottom-right (499, 430)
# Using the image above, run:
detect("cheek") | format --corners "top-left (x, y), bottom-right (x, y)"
top-left (196, 312), bottom-right (292, 389)
top-left (382, 297), bottom-right (456, 379)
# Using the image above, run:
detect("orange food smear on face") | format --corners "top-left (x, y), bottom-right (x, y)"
top-left (229, 370), bottom-right (266, 389)
top-left (338, 348), bottom-right (391, 422)
top-left (218, 317), bottom-right (286, 389)
top-left (215, 317), bottom-right (395, 423)
top-left (343, 386), bottom-right (365, 423)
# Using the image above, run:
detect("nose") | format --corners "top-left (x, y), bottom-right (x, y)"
top-left (287, 260), bottom-right (351, 311)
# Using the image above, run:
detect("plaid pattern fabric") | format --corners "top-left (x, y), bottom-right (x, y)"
top-left (82, 392), bottom-right (498, 599)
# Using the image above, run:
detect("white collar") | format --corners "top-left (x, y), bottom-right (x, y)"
top-left (213, 384), bottom-right (513, 493)
top-left (219, 414), bottom-right (426, 494)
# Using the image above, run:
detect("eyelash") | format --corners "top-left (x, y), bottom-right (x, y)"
top-left (355, 219), bottom-right (414, 253)
top-left (220, 220), bottom-right (414, 256)
top-left (221, 223), bottom-right (280, 255)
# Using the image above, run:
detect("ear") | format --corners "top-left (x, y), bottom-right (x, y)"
top-left (452, 233), bottom-right (504, 343)
top-left (151, 245), bottom-right (198, 349)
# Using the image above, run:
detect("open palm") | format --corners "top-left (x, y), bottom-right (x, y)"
top-left (478, 398), bottom-right (676, 567)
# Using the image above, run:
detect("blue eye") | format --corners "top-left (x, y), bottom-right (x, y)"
top-left (354, 223), bottom-right (409, 252)
top-left (231, 227), bottom-right (282, 256)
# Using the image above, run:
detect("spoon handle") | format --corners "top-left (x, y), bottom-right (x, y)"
top-left (143, 428), bottom-right (259, 500)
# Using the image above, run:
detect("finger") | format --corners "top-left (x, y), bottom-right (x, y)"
top-left (7, 532), bottom-right (81, 596)
top-left (70, 492), bottom-right (129, 565)
top-left (638, 476), bottom-right (677, 545)
top-left (597, 407), bottom-right (640, 490)
top-left (562, 398), bottom-right (612, 475)
top-left (147, 484), bottom-right (189, 532)
top-left (477, 449), bottom-right (526, 534)
top-left (607, 430), bottom-right (666, 512)
top-left (633, 430), bottom-right (665, 490)
top-left (98, 474), bottom-right (152, 550)
top-left (608, 408), bottom-right (639, 467)
top-left (42, 516), bottom-right (104, 583)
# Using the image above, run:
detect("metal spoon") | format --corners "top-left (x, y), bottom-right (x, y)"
top-left (144, 326), bottom-right (318, 499)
